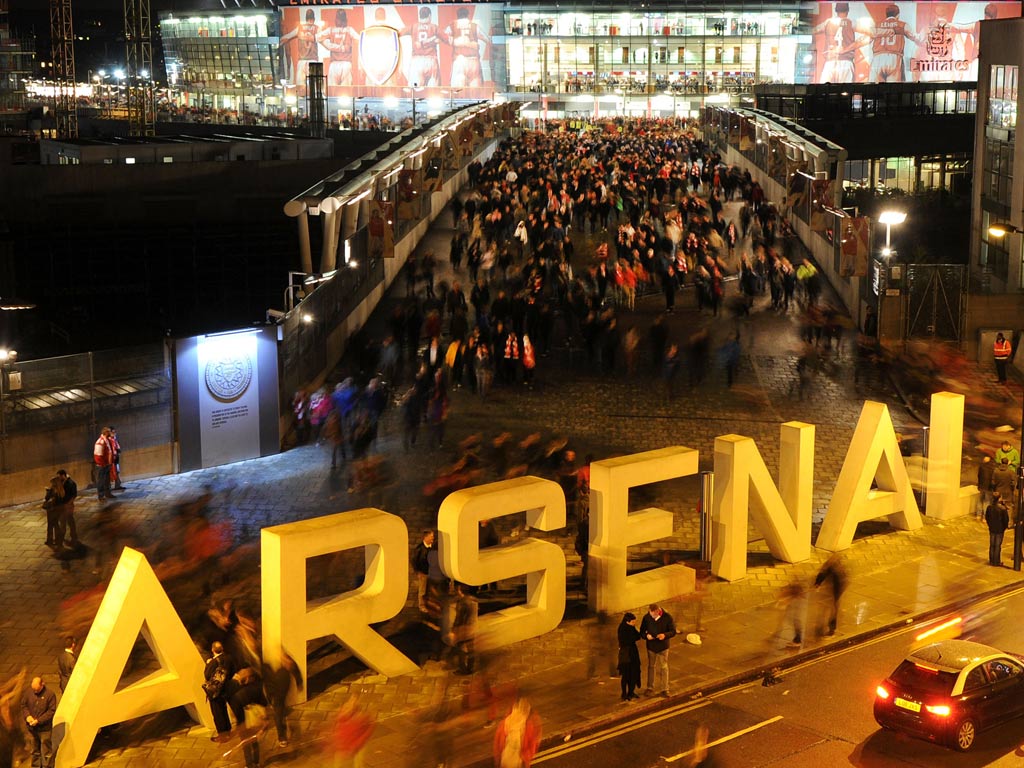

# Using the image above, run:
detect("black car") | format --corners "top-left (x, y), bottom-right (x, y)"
top-left (874, 639), bottom-right (1024, 751)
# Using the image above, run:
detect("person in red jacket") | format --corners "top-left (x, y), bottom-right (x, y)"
top-left (994, 332), bottom-right (1012, 383)
top-left (331, 693), bottom-right (375, 766)
top-left (494, 697), bottom-right (541, 768)
top-left (93, 426), bottom-right (114, 500)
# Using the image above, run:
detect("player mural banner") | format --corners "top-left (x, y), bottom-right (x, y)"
top-left (767, 136), bottom-right (788, 183)
top-left (785, 165), bottom-right (811, 218)
top-left (280, 3), bottom-right (499, 99)
top-left (397, 169), bottom-right (419, 221)
top-left (841, 216), bottom-right (871, 277)
top-left (739, 117), bottom-right (756, 152)
top-left (368, 200), bottom-right (395, 259)
top-left (421, 144), bottom-right (444, 193)
top-left (810, 178), bottom-right (835, 232)
top-left (810, 1), bottom-right (1020, 84)
top-left (727, 113), bottom-right (741, 147)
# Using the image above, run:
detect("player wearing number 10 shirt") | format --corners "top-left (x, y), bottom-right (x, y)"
top-left (869, 5), bottom-right (918, 82)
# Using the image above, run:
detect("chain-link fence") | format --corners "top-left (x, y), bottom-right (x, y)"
top-left (0, 344), bottom-right (172, 476)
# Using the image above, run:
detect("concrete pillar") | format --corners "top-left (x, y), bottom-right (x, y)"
top-left (283, 200), bottom-right (312, 275)
top-left (319, 197), bottom-right (340, 272)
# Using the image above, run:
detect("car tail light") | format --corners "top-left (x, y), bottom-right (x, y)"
top-left (925, 703), bottom-right (952, 717)
top-left (876, 685), bottom-right (890, 699)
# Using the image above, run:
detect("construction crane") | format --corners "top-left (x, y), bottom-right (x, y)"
top-left (49, 0), bottom-right (77, 139)
top-left (124, 0), bottom-right (154, 136)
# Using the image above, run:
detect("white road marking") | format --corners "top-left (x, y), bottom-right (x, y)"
top-left (533, 700), bottom-right (713, 762)
top-left (662, 715), bottom-right (784, 763)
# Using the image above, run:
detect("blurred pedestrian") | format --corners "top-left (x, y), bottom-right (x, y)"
top-left (688, 723), bottom-right (720, 767)
top-left (720, 332), bottom-right (741, 388)
top-left (56, 636), bottom-right (77, 693)
top-left (977, 456), bottom-right (995, 518)
top-left (262, 651), bottom-right (303, 747)
top-left (413, 529), bottom-right (435, 614)
top-left (450, 582), bottom-right (479, 674)
top-left (54, 469), bottom-right (79, 551)
top-left (20, 676), bottom-right (56, 768)
top-left (331, 693), bottom-right (375, 768)
top-left (228, 666), bottom-right (267, 768)
top-left (814, 554), bottom-right (847, 637)
top-left (291, 392), bottom-right (310, 446)
top-left (616, 612), bottom-right (642, 701)
top-left (494, 697), bottom-right (541, 768)
top-left (640, 603), bottom-right (676, 697)
top-left (986, 492), bottom-right (1010, 567)
top-left (42, 476), bottom-right (63, 550)
top-left (778, 581), bottom-right (806, 647)
top-left (91, 501), bottom-right (125, 578)
top-left (0, 670), bottom-right (26, 768)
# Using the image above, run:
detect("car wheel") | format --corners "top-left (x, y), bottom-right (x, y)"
top-left (953, 718), bottom-right (977, 752)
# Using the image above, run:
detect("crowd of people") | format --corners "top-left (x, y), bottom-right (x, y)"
top-left (337, 116), bottom-right (845, 438)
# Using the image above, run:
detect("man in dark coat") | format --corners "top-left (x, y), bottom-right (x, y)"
top-left (20, 676), bottom-right (56, 768)
top-left (986, 492), bottom-right (1010, 567)
top-left (205, 641), bottom-right (236, 741)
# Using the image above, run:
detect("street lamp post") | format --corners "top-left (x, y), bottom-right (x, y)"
top-left (405, 83), bottom-right (425, 127)
top-left (875, 210), bottom-right (907, 349)
top-left (878, 209), bottom-right (906, 257)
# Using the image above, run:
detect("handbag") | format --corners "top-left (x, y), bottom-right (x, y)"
top-left (202, 664), bottom-right (228, 699)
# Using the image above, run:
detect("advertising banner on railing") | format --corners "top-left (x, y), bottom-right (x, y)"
top-left (841, 216), bottom-right (872, 276)
top-left (810, 1), bottom-right (1020, 84)
top-left (280, 3), bottom-right (499, 99)
top-left (810, 178), bottom-right (835, 232)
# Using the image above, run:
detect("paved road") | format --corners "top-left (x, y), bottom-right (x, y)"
top-left (536, 586), bottom-right (1024, 768)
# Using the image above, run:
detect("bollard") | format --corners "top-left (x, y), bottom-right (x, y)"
top-left (920, 425), bottom-right (929, 511)
top-left (699, 470), bottom-right (714, 561)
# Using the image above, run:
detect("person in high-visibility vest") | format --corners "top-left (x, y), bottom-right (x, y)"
top-left (994, 332), bottom-right (1013, 384)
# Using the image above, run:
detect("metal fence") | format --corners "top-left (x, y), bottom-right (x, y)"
top-left (279, 232), bottom-right (385, 405)
top-left (0, 344), bottom-right (173, 475)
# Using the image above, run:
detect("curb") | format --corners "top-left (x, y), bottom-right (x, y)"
top-left (466, 577), bottom-right (1024, 767)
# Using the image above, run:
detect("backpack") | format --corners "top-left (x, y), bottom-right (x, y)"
top-left (203, 663), bottom-right (228, 699)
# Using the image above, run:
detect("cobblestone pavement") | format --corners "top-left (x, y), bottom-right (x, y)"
top-left (1, 199), bottom-right (1022, 768)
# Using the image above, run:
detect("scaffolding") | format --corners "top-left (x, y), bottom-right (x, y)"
top-left (0, 0), bottom-right (35, 129)
top-left (49, 0), bottom-right (77, 139)
top-left (124, 0), bottom-right (154, 136)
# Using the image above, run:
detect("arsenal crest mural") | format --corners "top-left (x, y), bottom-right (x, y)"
top-left (279, 3), bottom-right (498, 100)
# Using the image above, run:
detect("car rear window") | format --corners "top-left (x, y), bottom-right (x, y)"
top-left (890, 661), bottom-right (957, 695)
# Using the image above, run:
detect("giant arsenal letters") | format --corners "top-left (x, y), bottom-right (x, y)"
top-left (53, 396), bottom-right (975, 767)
